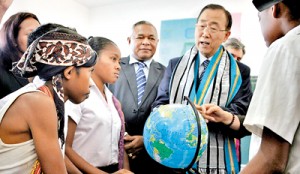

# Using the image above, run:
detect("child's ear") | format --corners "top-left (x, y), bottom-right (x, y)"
top-left (272, 3), bottom-right (281, 18)
top-left (63, 66), bottom-right (75, 80)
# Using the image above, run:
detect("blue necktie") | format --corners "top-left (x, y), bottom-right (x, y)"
top-left (136, 62), bottom-right (146, 105)
top-left (197, 60), bottom-right (210, 89)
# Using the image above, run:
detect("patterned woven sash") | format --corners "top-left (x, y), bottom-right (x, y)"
top-left (170, 45), bottom-right (242, 173)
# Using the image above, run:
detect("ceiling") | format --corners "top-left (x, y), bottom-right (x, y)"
top-left (73, 0), bottom-right (131, 8)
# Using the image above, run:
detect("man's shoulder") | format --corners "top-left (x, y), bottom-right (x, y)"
top-left (236, 61), bottom-right (250, 71)
top-left (169, 57), bottom-right (181, 65)
top-left (235, 61), bottom-right (251, 80)
top-left (151, 59), bottom-right (166, 69)
top-left (171, 57), bottom-right (181, 62)
top-left (120, 56), bottom-right (130, 63)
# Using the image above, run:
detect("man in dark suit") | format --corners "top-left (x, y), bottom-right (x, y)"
top-left (109, 20), bottom-right (166, 174)
top-left (152, 4), bottom-right (252, 174)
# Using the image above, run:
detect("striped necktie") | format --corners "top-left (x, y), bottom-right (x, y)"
top-left (197, 59), bottom-right (210, 89)
top-left (136, 62), bottom-right (146, 105)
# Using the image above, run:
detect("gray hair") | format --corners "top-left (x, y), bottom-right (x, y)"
top-left (130, 20), bottom-right (158, 36)
top-left (224, 38), bottom-right (246, 55)
top-left (132, 20), bottom-right (155, 30)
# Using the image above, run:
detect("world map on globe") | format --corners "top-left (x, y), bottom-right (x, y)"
top-left (143, 104), bottom-right (208, 169)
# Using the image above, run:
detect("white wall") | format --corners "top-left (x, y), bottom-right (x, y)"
top-left (3, 0), bottom-right (266, 75)
top-left (88, 0), bottom-right (266, 76)
top-left (2, 0), bottom-right (90, 35)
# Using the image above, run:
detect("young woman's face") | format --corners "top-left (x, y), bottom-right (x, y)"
top-left (17, 17), bottom-right (40, 53)
top-left (66, 66), bottom-right (94, 104)
top-left (93, 44), bottom-right (121, 84)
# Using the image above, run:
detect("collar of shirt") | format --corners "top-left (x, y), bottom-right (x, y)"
top-left (129, 55), bottom-right (152, 79)
top-left (129, 55), bottom-right (152, 68)
top-left (198, 51), bottom-right (212, 65)
top-left (198, 52), bottom-right (212, 75)
top-left (66, 77), bottom-right (121, 166)
top-left (90, 78), bottom-right (110, 99)
top-left (90, 78), bottom-right (96, 87)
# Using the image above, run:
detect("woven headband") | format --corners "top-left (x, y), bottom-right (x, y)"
top-left (12, 31), bottom-right (97, 78)
top-left (11, 29), bottom-right (97, 148)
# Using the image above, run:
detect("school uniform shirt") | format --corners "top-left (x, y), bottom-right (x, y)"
top-left (65, 79), bottom-right (121, 167)
top-left (244, 25), bottom-right (300, 173)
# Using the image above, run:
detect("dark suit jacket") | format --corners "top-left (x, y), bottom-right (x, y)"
top-left (109, 56), bottom-right (167, 174)
top-left (0, 65), bottom-right (29, 99)
top-left (108, 56), bottom-right (166, 136)
top-left (152, 56), bottom-right (252, 138)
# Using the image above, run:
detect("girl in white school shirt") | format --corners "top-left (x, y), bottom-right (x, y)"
top-left (65, 37), bottom-right (132, 174)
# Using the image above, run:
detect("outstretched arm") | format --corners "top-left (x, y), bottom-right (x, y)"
top-left (197, 103), bottom-right (241, 130)
top-left (197, 103), bottom-right (250, 138)
top-left (241, 127), bottom-right (290, 173)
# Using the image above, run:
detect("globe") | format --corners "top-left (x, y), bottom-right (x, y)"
top-left (143, 101), bottom-right (208, 170)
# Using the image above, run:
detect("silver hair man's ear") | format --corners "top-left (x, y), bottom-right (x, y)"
top-left (252, 0), bottom-right (283, 12)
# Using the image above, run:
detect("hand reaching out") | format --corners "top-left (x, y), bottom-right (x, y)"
top-left (195, 103), bottom-right (232, 124)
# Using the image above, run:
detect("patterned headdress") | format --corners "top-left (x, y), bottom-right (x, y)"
top-left (12, 28), bottom-right (97, 147)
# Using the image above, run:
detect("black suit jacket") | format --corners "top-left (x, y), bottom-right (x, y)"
top-left (108, 56), bottom-right (166, 136)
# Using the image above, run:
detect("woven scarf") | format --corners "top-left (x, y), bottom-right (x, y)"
top-left (169, 45), bottom-right (242, 173)
top-left (112, 95), bottom-right (125, 169)
top-left (12, 29), bottom-right (97, 148)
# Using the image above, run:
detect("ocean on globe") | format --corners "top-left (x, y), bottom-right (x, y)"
top-left (143, 103), bottom-right (208, 170)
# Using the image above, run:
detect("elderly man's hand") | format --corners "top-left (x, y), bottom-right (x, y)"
top-left (195, 103), bottom-right (232, 124)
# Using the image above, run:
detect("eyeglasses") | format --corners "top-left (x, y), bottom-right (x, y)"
top-left (195, 24), bottom-right (227, 34)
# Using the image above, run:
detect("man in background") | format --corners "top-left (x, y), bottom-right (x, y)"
top-left (224, 37), bottom-right (246, 62)
top-left (109, 20), bottom-right (166, 174)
